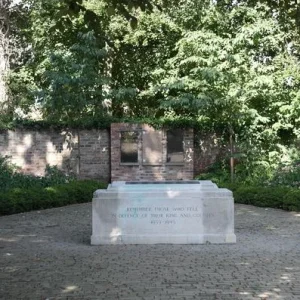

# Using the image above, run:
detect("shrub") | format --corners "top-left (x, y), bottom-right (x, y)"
top-left (283, 189), bottom-right (300, 211)
top-left (41, 164), bottom-right (75, 186)
top-left (270, 160), bottom-right (300, 188)
top-left (233, 186), bottom-right (291, 209)
top-left (0, 155), bottom-right (74, 192)
top-left (195, 160), bottom-right (231, 186)
top-left (230, 185), bottom-right (300, 211)
top-left (0, 155), bottom-right (17, 191)
top-left (0, 180), bottom-right (107, 216)
top-left (195, 159), bottom-right (300, 211)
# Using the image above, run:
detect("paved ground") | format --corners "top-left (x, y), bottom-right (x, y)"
top-left (1, 203), bottom-right (300, 300)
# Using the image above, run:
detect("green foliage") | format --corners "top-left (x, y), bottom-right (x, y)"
top-left (283, 190), bottom-right (300, 212)
top-left (227, 148), bottom-right (300, 187)
top-left (0, 155), bottom-right (18, 173)
top-left (36, 31), bottom-right (110, 123)
top-left (195, 165), bottom-right (300, 211)
top-left (195, 159), bottom-right (231, 186)
top-left (270, 160), bottom-right (300, 188)
top-left (42, 165), bottom-right (75, 186)
top-left (0, 180), bottom-right (107, 216)
top-left (0, 155), bottom-right (19, 191)
top-left (149, 1), bottom-right (300, 182)
top-left (108, 10), bottom-right (181, 117)
top-left (233, 186), bottom-right (290, 209)
top-left (0, 115), bottom-right (213, 131)
top-left (4, 0), bottom-right (300, 188)
top-left (196, 150), bottom-right (300, 188)
top-left (0, 154), bottom-right (106, 215)
top-left (0, 116), bottom-right (116, 130)
top-left (0, 155), bottom-right (74, 192)
top-left (232, 185), bottom-right (300, 212)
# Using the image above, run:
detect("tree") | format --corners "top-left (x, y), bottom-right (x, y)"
top-left (36, 31), bottom-right (110, 123)
top-left (7, 0), bottom-right (182, 120)
top-left (0, 0), bottom-right (11, 115)
top-left (145, 1), bottom-right (300, 178)
top-left (1, 0), bottom-right (36, 120)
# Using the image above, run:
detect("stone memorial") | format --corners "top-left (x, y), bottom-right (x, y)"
top-left (91, 180), bottom-right (236, 245)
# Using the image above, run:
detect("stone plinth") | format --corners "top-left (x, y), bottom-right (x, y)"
top-left (91, 181), bottom-right (236, 245)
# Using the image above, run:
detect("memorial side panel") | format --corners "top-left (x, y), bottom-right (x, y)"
top-left (202, 198), bottom-right (234, 233)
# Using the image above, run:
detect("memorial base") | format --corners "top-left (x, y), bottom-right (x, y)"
top-left (91, 234), bottom-right (237, 245)
top-left (91, 181), bottom-right (236, 245)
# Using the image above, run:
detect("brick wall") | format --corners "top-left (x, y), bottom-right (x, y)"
top-left (0, 129), bottom-right (110, 182)
top-left (111, 123), bottom-right (194, 181)
top-left (0, 126), bottom-right (224, 182)
top-left (79, 130), bottom-right (110, 180)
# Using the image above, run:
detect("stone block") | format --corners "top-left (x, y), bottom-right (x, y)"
top-left (91, 180), bottom-right (236, 244)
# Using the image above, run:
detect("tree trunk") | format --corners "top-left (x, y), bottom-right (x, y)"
top-left (0, 0), bottom-right (10, 113)
top-left (229, 129), bottom-right (234, 183)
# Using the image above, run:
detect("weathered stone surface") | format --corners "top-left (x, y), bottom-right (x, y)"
top-left (91, 180), bottom-right (236, 244)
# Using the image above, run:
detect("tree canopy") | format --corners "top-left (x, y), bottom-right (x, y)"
top-left (2, 0), bottom-right (300, 179)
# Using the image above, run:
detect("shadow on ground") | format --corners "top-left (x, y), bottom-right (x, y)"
top-left (1, 203), bottom-right (300, 300)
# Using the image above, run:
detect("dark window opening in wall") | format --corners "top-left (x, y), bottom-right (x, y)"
top-left (120, 131), bottom-right (138, 163)
top-left (167, 129), bottom-right (184, 163)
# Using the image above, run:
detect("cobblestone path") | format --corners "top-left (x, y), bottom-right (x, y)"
top-left (1, 204), bottom-right (300, 300)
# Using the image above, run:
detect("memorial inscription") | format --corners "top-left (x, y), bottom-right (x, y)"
top-left (111, 206), bottom-right (216, 225)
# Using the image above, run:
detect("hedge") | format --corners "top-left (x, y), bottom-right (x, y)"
top-left (232, 185), bottom-right (300, 211)
top-left (0, 180), bottom-right (107, 216)
top-left (2, 179), bottom-right (299, 215)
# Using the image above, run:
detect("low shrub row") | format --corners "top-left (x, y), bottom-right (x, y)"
top-left (0, 156), bottom-right (75, 192)
top-left (230, 185), bottom-right (300, 212)
top-left (196, 167), bottom-right (300, 211)
top-left (0, 180), bottom-right (107, 216)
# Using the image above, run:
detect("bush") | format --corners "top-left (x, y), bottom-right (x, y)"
top-left (41, 164), bottom-right (75, 186)
top-left (195, 159), bottom-right (231, 186)
top-left (0, 155), bottom-right (74, 192)
top-left (270, 160), bottom-right (300, 188)
top-left (283, 189), bottom-right (300, 211)
top-left (233, 186), bottom-right (291, 209)
top-left (0, 180), bottom-right (107, 216)
top-left (0, 155), bottom-right (17, 191)
top-left (195, 159), bottom-right (300, 211)
top-left (228, 185), bottom-right (299, 211)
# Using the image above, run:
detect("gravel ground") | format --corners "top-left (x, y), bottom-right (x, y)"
top-left (1, 203), bottom-right (300, 300)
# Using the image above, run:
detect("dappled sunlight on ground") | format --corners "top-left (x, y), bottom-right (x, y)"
top-left (237, 262), bottom-right (250, 266)
top-left (0, 237), bottom-right (19, 242)
top-left (16, 234), bottom-right (36, 237)
top-left (62, 285), bottom-right (78, 293)
top-left (265, 225), bottom-right (277, 230)
top-left (257, 291), bottom-right (282, 299)
top-left (1, 203), bottom-right (300, 299)
top-left (280, 273), bottom-right (292, 282)
top-left (30, 239), bottom-right (49, 243)
top-left (0, 234), bottom-right (51, 244)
